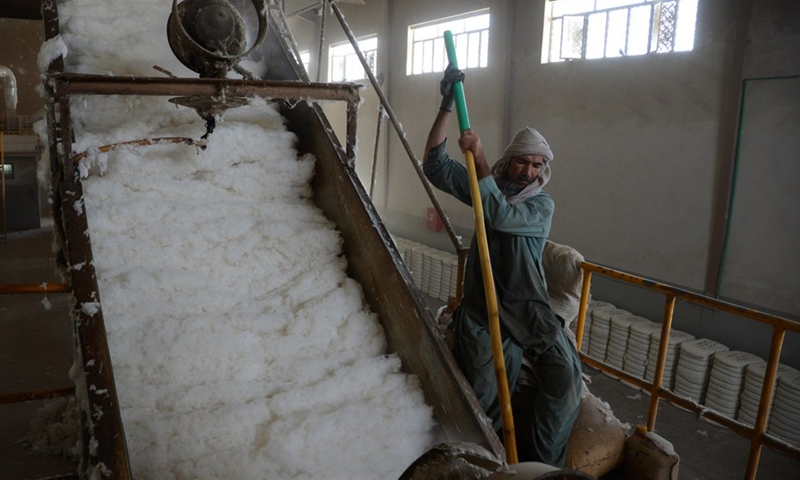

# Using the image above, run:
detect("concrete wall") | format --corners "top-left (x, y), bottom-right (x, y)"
top-left (285, 0), bottom-right (800, 366)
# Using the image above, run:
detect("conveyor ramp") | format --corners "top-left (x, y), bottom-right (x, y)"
top-left (37, 1), bottom-right (500, 478)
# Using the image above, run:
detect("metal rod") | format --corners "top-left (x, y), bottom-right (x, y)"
top-left (454, 247), bottom-right (468, 309)
top-left (346, 99), bottom-right (358, 164)
top-left (369, 106), bottom-right (384, 198)
top-left (646, 294), bottom-right (676, 431)
top-left (71, 137), bottom-right (207, 165)
top-left (574, 270), bottom-right (592, 351)
top-left (745, 327), bottom-right (786, 480)
top-left (328, 1), bottom-right (462, 252)
top-left (52, 73), bottom-right (361, 103)
top-left (316, 0), bottom-right (327, 83)
top-left (0, 283), bottom-right (70, 294)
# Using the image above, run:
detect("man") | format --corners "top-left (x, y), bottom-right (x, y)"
top-left (422, 66), bottom-right (582, 467)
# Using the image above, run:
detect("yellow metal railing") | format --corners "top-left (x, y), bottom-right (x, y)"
top-left (0, 114), bottom-right (37, 134)
top-left (574, 261), bottom-right (800, 480)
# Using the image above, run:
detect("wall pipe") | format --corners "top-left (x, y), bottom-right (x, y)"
top-left (713, 75), bottom-right (800, 297)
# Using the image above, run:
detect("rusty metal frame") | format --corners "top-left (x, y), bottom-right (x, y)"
top-left (50, 73), bottom-right (362, 163)
top-left (0, 283), bottom-right (70, 294)
top-left (573, 261), bottom-right (800, 480)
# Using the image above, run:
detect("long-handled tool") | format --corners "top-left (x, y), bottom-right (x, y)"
top-left (444, 30), bottom-right (518, 464)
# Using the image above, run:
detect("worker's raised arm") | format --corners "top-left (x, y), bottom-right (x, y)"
top-left (424, 109), bottom-right (451, 161)
top-left (423, 64), bottom-right (464, 162)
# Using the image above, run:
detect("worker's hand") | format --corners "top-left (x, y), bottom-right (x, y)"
top-left (458, 129), bottom-right (481, 154)
top-left (439, 63), bottom-right (465, 112)
top-left (458, 129), bottom-right (490, 178)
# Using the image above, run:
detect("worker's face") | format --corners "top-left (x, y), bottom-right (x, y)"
top-left (506, 154), bottom-right (546, 189)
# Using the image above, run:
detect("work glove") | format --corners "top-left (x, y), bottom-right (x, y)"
top-left (439, 63), bottom-right (465, 112)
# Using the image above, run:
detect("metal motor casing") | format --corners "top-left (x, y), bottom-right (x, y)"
top-left (167, 0), bottom-right (268, 78)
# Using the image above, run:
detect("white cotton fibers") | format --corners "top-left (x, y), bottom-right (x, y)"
top-left (50, 0), bottom-right (436, 478)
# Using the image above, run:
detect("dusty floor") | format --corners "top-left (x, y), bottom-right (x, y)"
top-left (1, 225), bottom-right (798, 479)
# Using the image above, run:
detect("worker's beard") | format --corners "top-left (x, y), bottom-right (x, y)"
top-left (498, 179), bottom-right (524, 198)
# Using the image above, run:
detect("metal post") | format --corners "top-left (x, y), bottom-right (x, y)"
top-left (744, 327), bottom-right (786, 480)
top-left (369, 106), bottom-right (384, 198)
top-left (646, 294), bottom-right (676, 431)
top-left (574, 270), bottom-right (592, 351)
top-left (56, 91), bottom-right (133, 479)
top-left (454, 247), bottom-right (469, 308)
top-left (346, 98), bottom-right (358, 164)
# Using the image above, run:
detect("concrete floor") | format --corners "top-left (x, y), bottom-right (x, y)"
top-left (1, 225), bottom-right (798, 480)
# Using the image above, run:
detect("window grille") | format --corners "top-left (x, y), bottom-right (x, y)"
top-left (543, 0), bottom-right (698, 63)
top-left (407, 10), bottom-right (490, 75)
top-left (329, 36), bottom-right (377, 82)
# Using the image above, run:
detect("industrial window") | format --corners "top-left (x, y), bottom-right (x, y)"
top-left (328, 36), bottom-right (377, 82)
top-left (407, 10), bottom-right (490, 75)
top-left (542, 0), bottom-right (699, 63)
top-left (2, 163), bottom-right (12, 180)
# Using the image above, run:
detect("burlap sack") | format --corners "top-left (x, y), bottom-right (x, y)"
top-left (565, 391), bottom-right (627, 477)
top-left (542, 240), bottom-right (585, 329)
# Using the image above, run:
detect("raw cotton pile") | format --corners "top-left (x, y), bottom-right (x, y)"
top-left (46, 0), bottom-right (436, 478)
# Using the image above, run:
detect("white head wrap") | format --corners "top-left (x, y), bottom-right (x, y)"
top-left (490, 127), bottom-right (554, 204)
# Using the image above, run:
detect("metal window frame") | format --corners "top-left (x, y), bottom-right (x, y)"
top-left (408, 11), bottom-right (490, 74)
top-left (547, 0), bottom-right (689, 62)
top-left (329, 36), bottom-right (378, 82)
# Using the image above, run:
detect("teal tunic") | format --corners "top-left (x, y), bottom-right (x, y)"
top-left (423, 140), bottom-right (582, 467)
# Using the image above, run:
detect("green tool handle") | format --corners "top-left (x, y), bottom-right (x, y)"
top-left (443, 31), bottom-right (470, 133)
